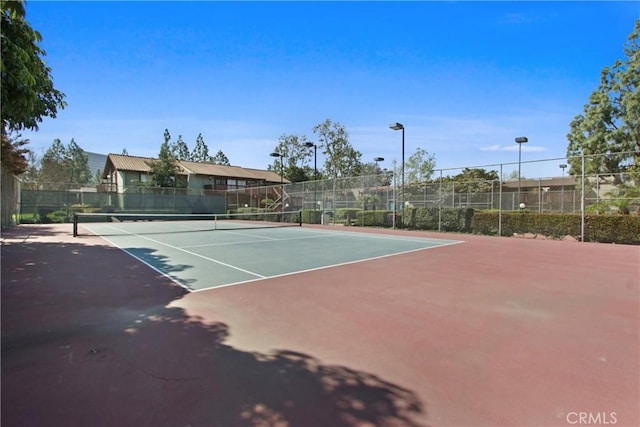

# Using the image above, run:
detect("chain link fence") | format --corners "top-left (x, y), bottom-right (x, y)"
top-left (1, 165), bottom-right (21, 228)
top-left (279, 154), bottom-right (638, 218)
top-left (15, 152), bottom-right (639, 238)
top-left (18, 182), bottom-right (286, 223)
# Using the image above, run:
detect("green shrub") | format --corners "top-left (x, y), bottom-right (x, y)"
top-left (356, 210), bottom-right (393, 227)
top-left (47, 210), bottom-right (68, 223)
top-left (471, 211), bottom-right (640, 244)
top-left (302, 209), bottom-right (322, 224)
top-left (334, 208), bottom-right (361, 224)
top-left (404, 207), bottom-right (473, 232)
top-left (585, 215), bottom-right (640, 244)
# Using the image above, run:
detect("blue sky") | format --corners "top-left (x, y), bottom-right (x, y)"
top-left (22, 1), bottom-right (639, 178)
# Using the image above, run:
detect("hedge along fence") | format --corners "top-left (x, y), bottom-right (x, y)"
top-left (302, 209), bottom-right (322, 224)
top-left (301, 207), bottom-right (473, 231)
top-left (583, 214), bottom-right (640, 244)
top-left (403, 207), bottom-right (474, 232)
top-left (300, 209), bottom-right (368, 225)
top-left (300, 206), bottom-right (639, 244)
top-left (472, 212), bottom-right (640, 244)
top-left (354, 207), bottom-right (472, 231)
top-left (356, 210), bottom-right (397, 227)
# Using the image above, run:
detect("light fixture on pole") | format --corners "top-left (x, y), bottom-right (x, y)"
top-left (390, 122), bottom-right (405, 225)
top-left (303, 142), bottom-right (317, 180)
top-left (270, 152), bottom-right (285, 213)
top-left (373, 156), bottom-right (384, 175)
top-left (374, 156), bottom-right (385, 184)
top-left (515, 136), bottom-right (528, 207)
top-left (559, 163), bottom-right (567, 212)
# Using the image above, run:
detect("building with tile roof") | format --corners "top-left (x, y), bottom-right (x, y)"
top-left (100, 154), bottom-right (288, 193)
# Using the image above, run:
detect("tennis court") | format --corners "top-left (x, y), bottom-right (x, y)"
top-left (75, 213), bottom-right (462, 291)
top-left (2, 222), bottom-right (638, 427)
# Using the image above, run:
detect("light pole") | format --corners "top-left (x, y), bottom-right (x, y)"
top-left (559, 163), bottom-right (567, 213)
top-left (373, 157), bottom-right (385, 212)
top-left (374, 156), bottom-right (384, 183)
top-left (304, 142), bottom-right (317, 180)
top-left (270, 152), bottom-right (285, 213)
top-left (515, 136), bottom-right (528, 207)
top-left (390, 123), bottom-right (405, 225)
top-left (304, 142), bottom-right (318, 211)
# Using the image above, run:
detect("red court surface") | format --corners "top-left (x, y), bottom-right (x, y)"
top-left (2, 224), bottom-right (639, 427)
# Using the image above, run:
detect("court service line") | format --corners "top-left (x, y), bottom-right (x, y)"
top-left (183, 228), bottom-right (462, 250)
top-left (191, 239), bottom-right (464, 293)
top-left (181, 233), bottom-right (335, 249)
top-left (296, 226), bottom-right (463, 245)
top-left (94, 224), bottom-right (266, 280)
top-left (218, 229), bottom-right (279, 241)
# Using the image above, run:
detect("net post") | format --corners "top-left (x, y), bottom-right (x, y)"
top-left (73, 213), bottom-right (78, 237)
top-left (298, 210), bottom-right (302, 226)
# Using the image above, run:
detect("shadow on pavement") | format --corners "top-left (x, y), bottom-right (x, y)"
top-left (1, 225), bottom-right (428, 427)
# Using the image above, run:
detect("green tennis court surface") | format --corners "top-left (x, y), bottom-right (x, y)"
top-left (79, 221), bottom-right (462, 291)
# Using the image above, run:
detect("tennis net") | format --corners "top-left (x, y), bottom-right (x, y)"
top-left (73, 210), bottom-right (302, 237)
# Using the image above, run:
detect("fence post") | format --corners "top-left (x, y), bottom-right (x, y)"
top-left (581, 153), bottom-right (585, 242)
top-left (538, 179), bottom-right (542, 214)
top-left (438, 169), bottom-right (442, 232)
top-left (499, 164), bottom-right (503, 237)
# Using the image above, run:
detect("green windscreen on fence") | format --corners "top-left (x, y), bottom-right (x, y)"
top-left (73, 210), bottom-right (302, 237)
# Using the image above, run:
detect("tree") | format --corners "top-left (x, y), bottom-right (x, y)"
top-left (40, 138), bottom-right (66, 183)
top-left (90, 169), bottom-right (102, 186)
top-left (313, 119), bottom-right (361, 178)
top-left (148, 129), bottom-right (181, 187)
top-left (66, 139), bottom-right (89, 183)
top-left (359, 161), bottom-right (391, 187)
top-left (567, 20), bottom-right (640, 180)
top-left (66, 138), bottom-right (90, 184)
top-left (268, 134), bottom-right (314, 182)
top-left (190, 133), bottom-right (212, 162)
top-left (1, 132), bottom-right (29, 174)
top-left (212, 150), bottom-right (230, 165)
top-left (1, 0), bottom-right (66, 132)
top-left (503, 170), bottom-right (524, 181)
top-left (20, 148), bottom-right (41, 188)
top-left (449, 168), bottom-right (499, 193)
top-left (40, 138), bottom-right (90, 188)
top-left (1, 0), bottom-right (66, 172)
top-left (405, 147), bottom-right (436, 186)
top-left (171, 134), bottom-right (190, 160)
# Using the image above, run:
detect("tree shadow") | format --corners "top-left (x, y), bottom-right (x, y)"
top-left (123, 246), bottom-right (197, 288)
top-left (1, 225), bottom-right (429, 427)
top-left (1, 223), bottom-right (69, 242)
top-left (115, 309), bottom-right (427, 427)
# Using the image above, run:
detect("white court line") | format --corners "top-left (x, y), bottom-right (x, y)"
top-left (295, 226), bottom-right (463, 245)
top-left (94, 234), bottom-right (195, 292)
top-left (214, 229), bottom-right (279, 241)
top-left (89, 224), bottom-right (265, 280)
top-left (184, 226), bottom-right (462, 249)
top-left (84, 223), bottom-right (464, 293)
top-left (182, 233), bottom-right (335, 249)
top-left (191, 239), bottom-right (464, 293)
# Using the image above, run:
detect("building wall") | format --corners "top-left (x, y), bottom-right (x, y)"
top-left (188, 174), bottom-right (211, 190)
